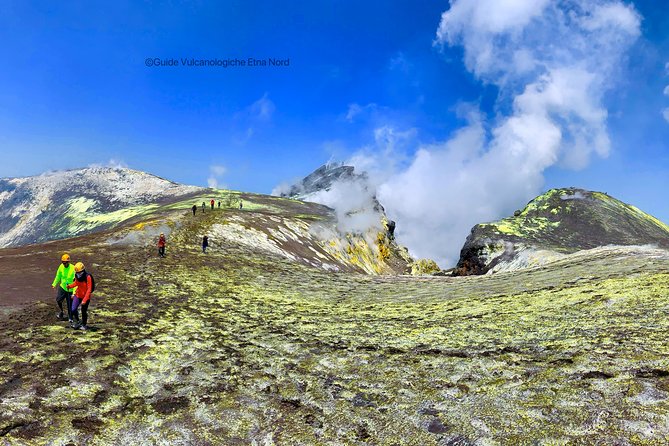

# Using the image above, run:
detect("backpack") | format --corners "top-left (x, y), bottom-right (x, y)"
top-left (87, 272), bottom-right (96, 293)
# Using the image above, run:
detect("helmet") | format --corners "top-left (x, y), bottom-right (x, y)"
top-left (74, 262), bottom-right (85, 273)
top-left (61, 254), bottom-right (71, 262)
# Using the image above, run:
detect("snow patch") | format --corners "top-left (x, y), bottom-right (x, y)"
top-left (210, 222), bottom-right (297, 261)
top-left (0, 167), bottom-right (201, 247)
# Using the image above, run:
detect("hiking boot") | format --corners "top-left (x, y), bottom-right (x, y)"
top-left (71, 321), bottom-right (81, 329)
top-left (78, 325), bottom-right (88, 331)
top-left (56, 312), bottom-right (65, 320)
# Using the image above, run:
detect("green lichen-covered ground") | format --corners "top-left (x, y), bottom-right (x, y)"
top-left (456, 188), bottom-right (669, 275)
top-left (1, 195), bottom-right (669, 445)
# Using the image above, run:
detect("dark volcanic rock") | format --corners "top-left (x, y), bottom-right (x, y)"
top-left (455, 188), bottom-right (669, 275)
top-left (279, 163), bottom-right (362, 198)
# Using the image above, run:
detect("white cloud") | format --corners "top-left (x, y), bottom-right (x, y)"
top-left (305, 179), bottom-right (382, 235)
top-left (107, 159), bottom-right (128, 169)
top-left (347, 125), bottom-right (417, 181)
top-left (345, 102), bottom-right (380, 123)
top-left (207, 164), bottom-right (227, 189)
top-left (582, 3), bottom-right (641, 35)
top-left (435, 0), bottom-right (640, 87)
top-left (249, 92), bottom-right (275, 121)
top-left (358, 0), bottom-right (639, 266)
top-left (435, 0), bottom-right (551, 78)
top-left (345, 103), bottom-right (363, 122)
top-left (389, 52), bottom-right (411, 72)
top-left (277, 0), bottom-right (641, 267)
top-left (87, 159), bottom-right (129, 170)
top-left (437, 0), bottom-right (549, 36)
top-left (233, 93), bottom-right (276, 144)
top-left (664, 85), bottom-right (669, 97)
top-left (210, 165), bottom-right (226, 176)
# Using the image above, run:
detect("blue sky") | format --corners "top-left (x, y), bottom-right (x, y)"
top-left (1, 1), bottom-right (669, 264)
top-left (0, 0), bottom-right (473, 186)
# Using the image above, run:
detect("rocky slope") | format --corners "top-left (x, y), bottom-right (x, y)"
top-left (273, 163), bottom-right (429, 272)
top-left (275, 162), bottom-right (365, 201)
top-left (0, 166), bottom-right (413, 275)
top-left (0, 167), bottom-right (202, 247)
top-left (455, 188), bottom-right (669, 275)
top-left (3, 176), bottom-right (669, 444)
top-left (1, 201), bottom-right (669, 444)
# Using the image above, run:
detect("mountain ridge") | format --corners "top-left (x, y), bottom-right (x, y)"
top-left (455, 187), bottom-right (669, 275)
top-left (1, 201), bottom-right (668, 443)
top-left (0, 166), bottom-right (203, 247)
top-left (1, 172), bottom-right (669, 443)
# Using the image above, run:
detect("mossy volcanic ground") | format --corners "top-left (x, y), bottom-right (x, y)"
top-left (1, 192), bottom-right (669, 445)
top-left (456, 188), bottom-right (669, 275)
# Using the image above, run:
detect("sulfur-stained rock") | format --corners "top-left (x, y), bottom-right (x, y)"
top-left (455, 188), bottom-right (669, 275)
top-left (2, 176), bottom-right (669, 445)
top-left (411, 258), bottom-right (441, 276)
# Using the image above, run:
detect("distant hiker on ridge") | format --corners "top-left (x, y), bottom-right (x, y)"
top-left (239, 200), bottom-right (243, 210)
top-left (192, 204), bottom-right (197, 216)
top-left (52, 253), bottom-right (75, 322)
top-left (202, 235), bottom-right (209, 253)
top-left (202, 202), bottom-right (206, 213)
top-left (210, 199), bottom-right (215, 210)
top-left (158, 233), bottom-right (166, 258)
top-left (218, 201), bottom-right (221, 209)
top-left (67, 262), bottom-right (94, 331)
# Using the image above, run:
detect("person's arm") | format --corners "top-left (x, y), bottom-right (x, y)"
top-left (51, 266), bottom-right (62, 288)
top-left (67, 282), bottom-right (76, 290)
top-left (83, 275), bottom-right (92, 303)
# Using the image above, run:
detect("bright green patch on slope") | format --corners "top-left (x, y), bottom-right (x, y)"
top-left (457, 188), bottom-right (669, 275)
top-left (1, 202), bottom-right (669, 445)
top-left (60, 197), bottom-right (161, 232)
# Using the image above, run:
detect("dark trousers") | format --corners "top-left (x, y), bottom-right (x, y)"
top-left (56, 287), bottom-right (73, 320)
top-left (158, 246), bottom-right (165, 257)
top-left (71, 296), bottom-right (81, 322)
top-left (72, 297), bottom-right (89, 326)
top-left (81, 301), bottom-right (89, 326)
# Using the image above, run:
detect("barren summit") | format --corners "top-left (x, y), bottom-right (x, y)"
top-left (455, 188), bottom-right (669, 275)
top-left (0, 167), bottom-right (202, 248)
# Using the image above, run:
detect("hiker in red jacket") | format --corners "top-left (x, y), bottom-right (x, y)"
top-left (158, 233), bottom-right (166, 258)
top-left (67, 262), bottom-right (93, 331)
top-left (210, 199), bottom-right (215, 210)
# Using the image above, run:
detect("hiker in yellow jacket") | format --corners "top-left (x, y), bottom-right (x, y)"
top-left (52, 253), bottom-right (76, 322)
